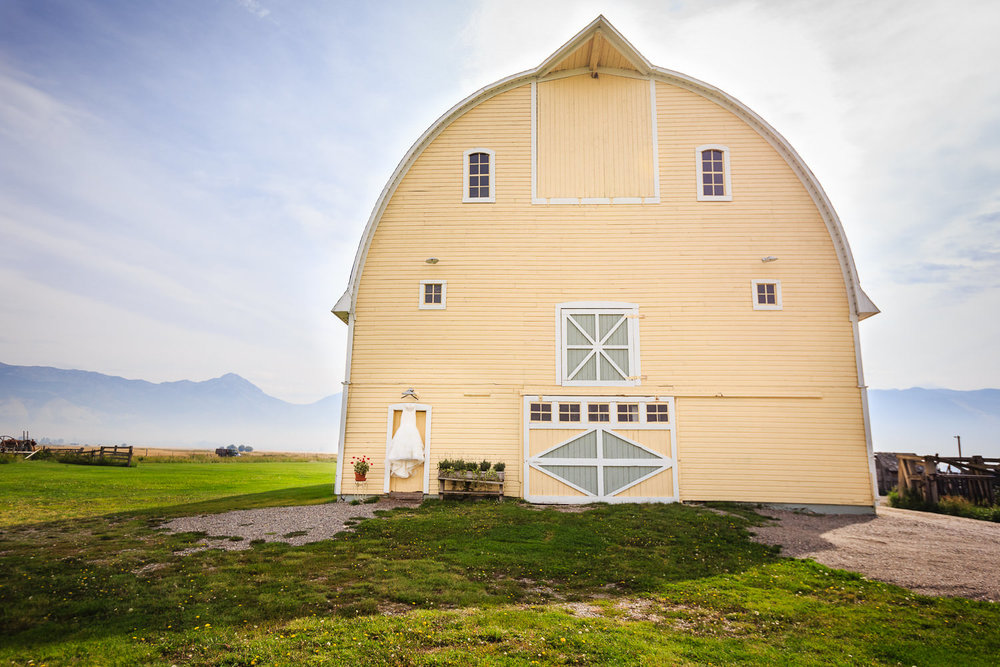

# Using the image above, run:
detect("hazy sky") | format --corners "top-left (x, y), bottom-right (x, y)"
top-left (1, 0), bottom-right (998, 403)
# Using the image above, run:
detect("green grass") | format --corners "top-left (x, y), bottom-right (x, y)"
top-left (0, 460), bottom-right (336, 526)
top-left (1, 462), bottom-right (998, 665)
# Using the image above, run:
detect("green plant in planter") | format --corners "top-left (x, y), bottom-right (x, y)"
top-left (465, 461), bottom-right (479, 472)
top-left (479, 460), bottom-right (491, 472)
top-left (494, 462), bottom-right (506, 472)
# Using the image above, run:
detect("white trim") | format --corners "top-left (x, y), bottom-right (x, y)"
top-left (556, 302), bottom-right (640, 386)
top-left (853, 317), bottom-right (878, 506)
top-left (751, 279), bottom-right (782, 310)
top-left (530, 81), bottom-right (538, 203)
top-left (418, 279), bottom-right (447, 310)
top-left (384, 403), bottom-right (432, 495)
top-left (522, 395), bottom-right (532, 501)
top-left (695, 144), bottom-right (732, 201)
top-left (462, 148), bottom-right (495, 203)
top-left (528, 495), bottom-right (677, 505)
top-left (333, 312), bottom-right (355, 496)
top-left (650, 78), bottom-right (661, 201)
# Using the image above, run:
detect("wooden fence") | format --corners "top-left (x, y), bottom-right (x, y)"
top-left (47, 445), bottom-right (134, 467)
top-left (896, 454), bottom-right (999, 505)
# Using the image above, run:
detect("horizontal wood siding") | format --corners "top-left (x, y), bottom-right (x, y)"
top-left (343, 387), bottom-right (523, 498)
top-left (342, 79), bottom-right (874, 507)
top-left (537, 74), bottom-right (654, 198)
top-left (675, 391), bottom-right (871, 505)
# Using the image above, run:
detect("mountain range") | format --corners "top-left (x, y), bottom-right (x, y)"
top-left (1, 362), bottom-right (997, 457)
top-left (0, 362), bottom-right (340, 452)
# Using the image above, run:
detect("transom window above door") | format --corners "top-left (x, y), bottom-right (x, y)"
top-left (557, 303), bottom-right (640, 386)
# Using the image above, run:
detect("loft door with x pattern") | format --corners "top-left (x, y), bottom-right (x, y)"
top-left (563, 309), bottom-right (633, 384)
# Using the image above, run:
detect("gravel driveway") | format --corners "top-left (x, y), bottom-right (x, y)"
top-left (159, 499), bottom-right (412, 554)
top-left (750, 504), bottom-right (1000, 602)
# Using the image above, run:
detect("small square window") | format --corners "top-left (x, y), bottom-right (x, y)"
top-left (559, 403), bottom-right (581, 422)
top-left (418, 280), bottom-right (447, 309)
top-left (530, 403), bottom-right (552, 422)
top-left (646, 404), bottom-right (669, 422)
top-left (751, 280), bottom-right (782, 310)
top-left (617, 404), bottom-right (639, 422)
top-left (588, 403), bottom-right (610, 422)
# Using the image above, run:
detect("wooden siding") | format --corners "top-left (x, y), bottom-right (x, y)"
top-left (537, 74), bottom-right (654, 198)
top-left (547, 34), bottom-right (641, 74)
top-left (341, 79), bottom-right (874, 507)
top-left (675, 391), bottom-right (872, 505)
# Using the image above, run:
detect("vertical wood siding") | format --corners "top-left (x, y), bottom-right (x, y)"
top-left (341, 79), bottom-right (874, 507)
top-left (537, 74), bottom-right (654, 198)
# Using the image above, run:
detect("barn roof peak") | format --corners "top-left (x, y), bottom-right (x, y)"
top-left (536, 15), bottom-right (653, 78)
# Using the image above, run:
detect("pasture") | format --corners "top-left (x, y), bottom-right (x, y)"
top-left (1, 459), bottom-right (998, 665)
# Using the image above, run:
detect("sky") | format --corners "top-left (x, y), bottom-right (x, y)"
top-left (0, 0), bottom-right (998, 404)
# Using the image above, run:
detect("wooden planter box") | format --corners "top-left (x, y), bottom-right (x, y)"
top-left (437, 470), bottom-right (504, 499)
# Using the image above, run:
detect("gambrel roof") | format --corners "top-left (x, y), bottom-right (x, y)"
top-left (333, 16), bottom-right (878, 323)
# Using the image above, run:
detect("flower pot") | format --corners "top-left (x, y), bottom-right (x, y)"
top-left (355, 472), bottom-right (367, 482)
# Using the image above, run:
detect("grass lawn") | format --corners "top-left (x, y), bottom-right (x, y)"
top-left (0, 460), bottom-right (336, 526)
top-left (1, 460), bottom-right (998, 665)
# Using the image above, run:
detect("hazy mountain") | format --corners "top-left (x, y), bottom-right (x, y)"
top-left (869, 388), bottom-right (1000, 458)
top-left (0, 363), bottom-right (340, 452)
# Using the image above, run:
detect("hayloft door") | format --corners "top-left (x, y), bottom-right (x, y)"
top-left (523, 396), bottom-right (677, 503)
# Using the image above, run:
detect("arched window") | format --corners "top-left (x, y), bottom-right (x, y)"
top-left (695, 145), bottom-right (732, 201)
top-left (463, 148), bottom-right (495, 202)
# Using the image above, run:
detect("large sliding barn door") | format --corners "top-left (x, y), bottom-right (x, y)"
top-left (524, 396), bottom-right (677, 503)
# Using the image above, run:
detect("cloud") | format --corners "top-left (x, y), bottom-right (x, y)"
top-left (236, 0), bottom-right (270, 19)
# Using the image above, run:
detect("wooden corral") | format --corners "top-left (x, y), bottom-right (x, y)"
top-left (896, 454), bottom-right (999, 505)
top-left (874, 452), bottom-right (910, 495)
top-left (40, 445), bottom-right (134, 467)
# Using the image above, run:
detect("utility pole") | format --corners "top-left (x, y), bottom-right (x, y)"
top-left (954, 435), bottom-right (962, 458)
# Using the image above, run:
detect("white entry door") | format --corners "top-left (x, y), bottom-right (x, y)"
top-left (523, 395), bottom-right (677, 503)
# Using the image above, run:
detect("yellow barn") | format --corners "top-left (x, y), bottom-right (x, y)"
top-left (332, 16), bottom-right (880, 512)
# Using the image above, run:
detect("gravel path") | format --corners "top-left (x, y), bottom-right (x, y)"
top-left (750, 504), bottom-right (1000, 602)
top-left (159, 499), bottom-right (413, 554)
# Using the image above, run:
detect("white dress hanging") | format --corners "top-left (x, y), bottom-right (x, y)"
top-left (387, 405), bottom-right (424, 478)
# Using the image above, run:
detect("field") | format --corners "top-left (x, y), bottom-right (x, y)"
top-left (1, 460), bottom-right (999, 665)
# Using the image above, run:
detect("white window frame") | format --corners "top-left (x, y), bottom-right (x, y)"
top-left (418, 280), bottom-right (447, 310)
top-left (751, 279), bottom-right (782, 310)
top-left (695, 144), bottom-right (732, 202)
top-left (555, 302), bottom-right (640, 387)
top-left (463, 148), bottom-right (495, 203)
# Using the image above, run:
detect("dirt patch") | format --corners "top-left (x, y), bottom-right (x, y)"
top-left (750, 504), bottom-right (1000, 602)
top-left (561, 601), bottom-right (602, 618)
top-left (158, 498), bottom-right (412, 554)
top-left (526, 504), bottom-right (592, 513)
